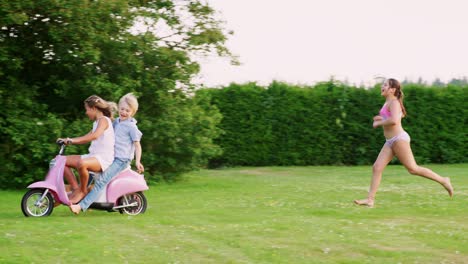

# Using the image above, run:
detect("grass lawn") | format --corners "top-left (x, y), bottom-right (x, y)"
top-left (1, 164), bottom-right (467, 263)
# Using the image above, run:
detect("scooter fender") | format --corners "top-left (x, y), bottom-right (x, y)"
top-left (27, 181), bottom-right (58, 193)
top-left (107, 169), bottom-right (149, 204)
top-left (27, 155), bottom-right (70, 205)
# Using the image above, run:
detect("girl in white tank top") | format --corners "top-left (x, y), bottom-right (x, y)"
top-left (87, 116), bottom-right (115, 171)
top-left (57, 95), bottom-right (117, 203)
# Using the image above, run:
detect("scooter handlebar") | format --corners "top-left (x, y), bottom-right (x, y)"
top-left (56, 138), bottom-right (72, 145)
top-left (56, 140), bottom-right (68, 155)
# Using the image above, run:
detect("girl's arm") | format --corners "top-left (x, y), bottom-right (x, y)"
top-left (69, 117), bottom-right (109, 144)
top-left (134, 141), bottom-right (144, 173)
top-left (373, 100), bottom-right (401, 128)
top-left (58, 131), bottom-right (90, 145)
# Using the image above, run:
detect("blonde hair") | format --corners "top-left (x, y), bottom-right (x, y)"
top-left (119, 93), bottom-right (139, 116)
top-left (84, 95), bottom-right (117, 120)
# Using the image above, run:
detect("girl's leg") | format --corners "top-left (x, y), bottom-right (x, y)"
top-left (63, 167), bottom-right (78, 191)
top-left (355, 144), bottom-right (394, 207)
top-left (70, 157), bottom-right (102, 203)
top-left (392, 140), bottom-right (453, 197)
top-left (64, 156), bottom-right (82, 191)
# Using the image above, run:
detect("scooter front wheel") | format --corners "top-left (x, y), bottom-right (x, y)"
top-left (117, 192), bottom-right (147, 215)
top-left (21, 189), bottom-right (54, 217)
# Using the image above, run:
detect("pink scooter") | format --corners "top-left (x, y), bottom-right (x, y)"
top-left (21, 141), bottom-right (149, 217)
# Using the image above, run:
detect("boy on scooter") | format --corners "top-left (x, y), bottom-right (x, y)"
top-left (70, 93), bottom-right (144, 213)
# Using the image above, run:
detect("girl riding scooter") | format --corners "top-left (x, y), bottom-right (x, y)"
top-left (57, 95), bottom-right (117, 203)
top-left (21, 140), bottom-right (148, 216)
top-left (21, 93), bottom-right (148, 216)
top-left (70, 93), bottom-right (144, 214)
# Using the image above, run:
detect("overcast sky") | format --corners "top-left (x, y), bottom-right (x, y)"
top-left (197, 0), bottom-right (468, 87)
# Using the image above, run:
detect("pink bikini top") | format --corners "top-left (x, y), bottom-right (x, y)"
top-left (379, 104), bottom-right (392, 119)
top-left (379, 102), bottom-right (403, 120)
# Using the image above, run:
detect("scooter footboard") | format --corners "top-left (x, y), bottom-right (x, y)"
top-left (107, 170), bottom-right (149, 203)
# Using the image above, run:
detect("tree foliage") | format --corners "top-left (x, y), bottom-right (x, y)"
top-left (0, 0), bottom-right (231, 188)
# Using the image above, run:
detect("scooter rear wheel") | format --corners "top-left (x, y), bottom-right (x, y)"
top-left (21, 188), bottom-right (54, 217)
top-left (117, 192), bottom-right (147, 215)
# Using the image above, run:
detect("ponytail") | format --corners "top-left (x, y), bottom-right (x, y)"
top-left (388, 78), bottom-right (407, 117)
top-left (397, 92), bottom-right (406, 117)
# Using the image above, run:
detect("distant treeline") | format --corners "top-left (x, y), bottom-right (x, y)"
top-left (199, 81), bottom-right (468, 167)
top-left (404, 77), bottom-right (468, 87)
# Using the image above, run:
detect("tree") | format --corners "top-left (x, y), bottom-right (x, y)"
top-left (432, 78), bottom-right (445, 87)
top-left (448, 77), bottom-right (468, 86)
top-left (0, 0), bottom-right (233, 188)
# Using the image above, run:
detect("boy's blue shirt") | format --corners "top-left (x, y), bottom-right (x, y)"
top-left (113, 117), bottom-right (142, 160)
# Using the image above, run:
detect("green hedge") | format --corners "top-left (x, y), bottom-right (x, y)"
top-left (202, 81), bottom-right (467, 167)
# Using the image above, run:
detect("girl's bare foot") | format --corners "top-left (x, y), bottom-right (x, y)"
top-left (354, 198), bottom-right (374, 208)
top-left (443, 177), bottom-right (453, 197)
top-left (69, 204), bottom-right (82, 215)
top-left (67, 188), bottom-right (80, 198)
top-left (69, 191), bottom-right (85, 204)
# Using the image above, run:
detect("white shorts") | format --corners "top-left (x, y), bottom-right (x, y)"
top-left (81, 153), bottom-right (113, 171)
